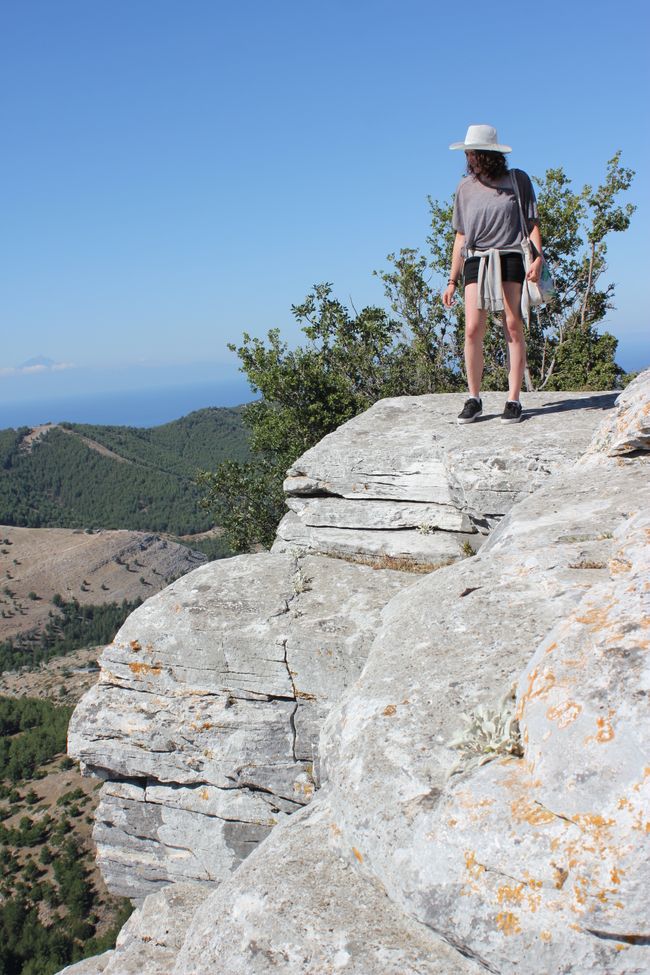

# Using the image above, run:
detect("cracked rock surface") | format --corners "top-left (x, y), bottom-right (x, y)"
top-left (68, 552), bottom-right (413, 899)
top-left (171, 798), bottom-right (484, 975)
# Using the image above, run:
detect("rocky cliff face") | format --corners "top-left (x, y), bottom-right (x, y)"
top-left (61, 379), bottom-right (650, 975)
top-left (68, 552), bottom-right (412, 897)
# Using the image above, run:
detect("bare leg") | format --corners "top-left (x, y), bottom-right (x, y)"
top-left (463, 283), bottom-right (488, 398)
top-left (502, 281), bottom-right (526, 401)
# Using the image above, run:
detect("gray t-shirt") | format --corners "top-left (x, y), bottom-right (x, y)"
top-left (452, 168), bottom-right (538, 250)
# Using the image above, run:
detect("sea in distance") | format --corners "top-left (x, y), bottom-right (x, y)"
top-left (2, 339), bottom-right (648, 431)
top-left (0, 378), bottom-right (254, 430)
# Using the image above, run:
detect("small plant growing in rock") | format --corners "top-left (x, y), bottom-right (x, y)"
top-left (460, 540), bottom-right (476, 557)
top-left (449, 685), bottom-right (523, 772)
top-left (417, 522), bottom-right (436, 535)
top-left (292, 566), bottom-right (312, 595)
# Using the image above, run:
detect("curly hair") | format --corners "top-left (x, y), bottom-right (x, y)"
top-left (466, 150), bottom-right (508, 181)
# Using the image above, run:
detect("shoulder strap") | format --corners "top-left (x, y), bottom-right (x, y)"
top-left (510, 169), bottom-right (528, 239)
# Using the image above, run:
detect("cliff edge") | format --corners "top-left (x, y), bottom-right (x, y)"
top-left (61, 379), bottom-right (650, 974)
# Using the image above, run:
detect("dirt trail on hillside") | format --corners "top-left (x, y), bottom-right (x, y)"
top-left (20, 423), bottom-right (129, 463)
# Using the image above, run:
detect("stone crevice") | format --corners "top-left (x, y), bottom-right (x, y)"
top-left (584, 929), bottom-right (650, 945)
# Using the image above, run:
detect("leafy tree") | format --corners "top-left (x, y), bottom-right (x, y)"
top-left (199, 285), bottom-right (414, 549)
top-left (532, 152), bottom-right (635, 388)
top-left (200, 153), bottom-right (635, 553)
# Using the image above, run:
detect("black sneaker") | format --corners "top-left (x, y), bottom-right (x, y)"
top-left (457, 398), bottom-right (483, 424)
top-left (501, 400), bottom-right (523, 424)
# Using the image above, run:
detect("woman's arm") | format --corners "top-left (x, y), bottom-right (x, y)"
top-left (527, 221), bottom-right (543, 283)
top-left (442, 232), bottom-right (465, 307)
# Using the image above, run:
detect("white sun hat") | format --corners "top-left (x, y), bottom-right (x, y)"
top-left (449, 124), bottom-right (512, 153)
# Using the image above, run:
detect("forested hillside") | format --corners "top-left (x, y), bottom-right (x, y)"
top-left (0, 696), bottom-right (133, 975)
top-left (0, 407), bottom-right (249, 535)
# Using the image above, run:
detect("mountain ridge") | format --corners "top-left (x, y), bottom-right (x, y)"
top-left (0, 406), bottom-right (249, 536)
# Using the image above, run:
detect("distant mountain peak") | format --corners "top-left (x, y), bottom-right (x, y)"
top-left (19, 355), bottom-right (56, 368)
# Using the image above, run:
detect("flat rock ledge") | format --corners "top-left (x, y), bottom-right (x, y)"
top-left (273, 390), bottom-right (617, 565)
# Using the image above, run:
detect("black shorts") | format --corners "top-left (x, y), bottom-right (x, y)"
top-left (463, 253), bottom-right (525, 286)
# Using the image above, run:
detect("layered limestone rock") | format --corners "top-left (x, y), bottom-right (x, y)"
top-left (274, 390), bottom-right (617, 563)
top-left (62, 374), bottom-right (650, 975)
top-left (68, 552), bottom-right (413, 899)
top-left (588, 368), bottom-right (650, 454)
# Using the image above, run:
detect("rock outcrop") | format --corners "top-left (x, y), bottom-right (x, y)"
top-left (274, 390), bottom-right (616, 563)
top-left (68, 553), bottom-right (413, 898)
top-left (62, 377), bottom-right (650, 975)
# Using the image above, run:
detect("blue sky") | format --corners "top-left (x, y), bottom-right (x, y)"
top-left (1, 0), bottom-right (648, 407)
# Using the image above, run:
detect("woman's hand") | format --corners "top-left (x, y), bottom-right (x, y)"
top-left (526, 256), bottom-right (543, 283)
top-left (442, 282), bottom-right (457, 307)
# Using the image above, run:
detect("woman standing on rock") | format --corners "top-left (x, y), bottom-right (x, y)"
top-left (442, 124), bottom-right (543, 424)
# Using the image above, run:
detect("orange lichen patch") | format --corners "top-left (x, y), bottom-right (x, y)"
top-left (517, 667), bottom-right (557, 718)
top-left (573, 875), bottom-right (589, 906)
top-left (400, 698), bottom-right (410, 705)
top-left (609, 557), bottom-right (633, 575)
top-left (446, 818), bottom-right (458, 828)
top-left (614, 944), bottom-right (630, 952)
top-left (610, 866), bottom-right (623, 885)
top-left (546, 700), bottom-right (583, 728)
top-left (199, 788), bottom-right (210, 800)
top-left (497, 883), bottom-right (525, 905)
top-left (352, 847), bottom-right (363, 862)
top-left (130, 640), bottom-right (141, 652)
top-left (128, 661), bottom-right (162, 676)
top-left (544, 641), bottom-right (558, 656)
top-left (383, 704), bottom-right (397, 716)
top-left (464, 850), bottom-right (486, 880)
top-left (293, 781), bottom-right (314, 798)
top-left (523, 873), bottom-right (543, 892)
top-left (496, 912), bottom-right (522, 936)
top-left (575, 600), bottom-right (616, 629)
top-left (190, 721), bottom-right (213, 732)
top-left (572, 810), bottom-right (616, 832)
top-left (584, 713), bottom-right (615, 745)
top-left (511, 799), bottom-right (555, 827)
top-left (540, 930), bottom-right (552, 943)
